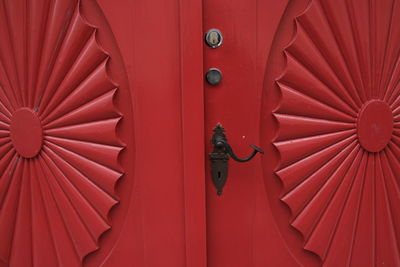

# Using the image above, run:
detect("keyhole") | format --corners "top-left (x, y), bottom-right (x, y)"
top-left (210, 32), bottom-right (219, 45)
top-left (217, 171), bottom-right (221, 181)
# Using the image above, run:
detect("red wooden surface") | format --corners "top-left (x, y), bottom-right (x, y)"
top-left (0, 0), bottom-right (205, 266)
top-left (94, 0), bottom-right (206, 266)
top-left (0, 0), bottom-right (136, 265)
top-left (268, 0), bottom-right (400, 265)
top-left (203, 0), bottom-right (308, 266)
top-left (205, 0), bottom-right (400, 266)
top-left (1, 0), bottom-right (400, 266)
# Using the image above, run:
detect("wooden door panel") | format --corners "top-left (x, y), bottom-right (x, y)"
top-left (203, 0), bottom-right (309, 266)
top-left (205, 0), bottom-right (400, 266)
top-left (0, 0), bottom-right (206, 266)
top-left (82, 0), bottom-right (206, 266)
top-left (262, 0), bottom-right (400, 266)
top-left (88, 0), bottom-right (206, 266)
top-left (0, 0), bottom-right (136, 266)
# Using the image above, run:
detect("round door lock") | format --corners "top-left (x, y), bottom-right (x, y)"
top-left (206, 68), bottom-right (223, 85)
top-left (205, 29), bottom-right (223, 48)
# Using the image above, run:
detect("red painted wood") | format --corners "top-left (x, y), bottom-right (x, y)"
top-left (357, 100), bottom-right (393, 152)
top-left (0, 0), bottom-right (205, 266)
top-left (91, 0), bottom-right (206, 266)
top-left (0, 1), bottom-right (133, 266)
top-left (205, 0), bottom-right (400, 266)
top-left (178, 0), bottom-right (207, 266)
top-left (269, 0), bottom-right (400, 265)
top-left (1, 0), bottom-right (400, 266)
top-left (203, 0), bottom-right (310, 266)
top-left (10, 108), bottom-right (43, 158)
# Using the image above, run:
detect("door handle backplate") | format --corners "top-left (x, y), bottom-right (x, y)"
top-left (209, 124), bottom-right (264, 195)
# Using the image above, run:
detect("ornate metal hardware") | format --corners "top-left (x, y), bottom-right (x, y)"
top-left (209, 124), bottom-right (264, 195)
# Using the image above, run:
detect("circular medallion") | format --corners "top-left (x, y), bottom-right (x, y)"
top-left (10, 108), bottom-right (43, 158)
top-left (357, 100), bottom-right (393, 152)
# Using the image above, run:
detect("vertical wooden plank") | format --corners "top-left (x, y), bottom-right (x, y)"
top-left (178, 0), bottom-right (207, 266)
top-left (202, 0), bottom-right (260, 265)
top-left (130, 0), bottom-right (187, 265)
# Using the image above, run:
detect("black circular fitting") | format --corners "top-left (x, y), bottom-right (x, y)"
top-left (206, 68), bottom-right (223, 86)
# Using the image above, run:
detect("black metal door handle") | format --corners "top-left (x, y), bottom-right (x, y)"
top-left (209, 124), bottom-right (264, 195)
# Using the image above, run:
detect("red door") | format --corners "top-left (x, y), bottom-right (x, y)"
top-left (0, 0), bottom-right (205, 266)
top-left (204, 0), bottom-right (400, 266)
top-left (1, 0), bottom-right (400, 267)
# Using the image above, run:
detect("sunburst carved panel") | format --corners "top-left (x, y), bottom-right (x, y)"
top-left (274, 0), bottom-right (400, 265)
top-left (0, 0), bottom-right (125, 266)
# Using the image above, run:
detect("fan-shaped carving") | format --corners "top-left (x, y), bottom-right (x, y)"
top-left (274, 0), bottom-right (400, 265)
top-left (0, 1), bottom-right (124, 266)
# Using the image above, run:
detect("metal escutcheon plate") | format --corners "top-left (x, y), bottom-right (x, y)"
top-left (205, 29), bottom-right (223, 48)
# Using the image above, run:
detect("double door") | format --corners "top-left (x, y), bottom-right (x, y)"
top-left (0, 0), bottom-right (399, 266)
